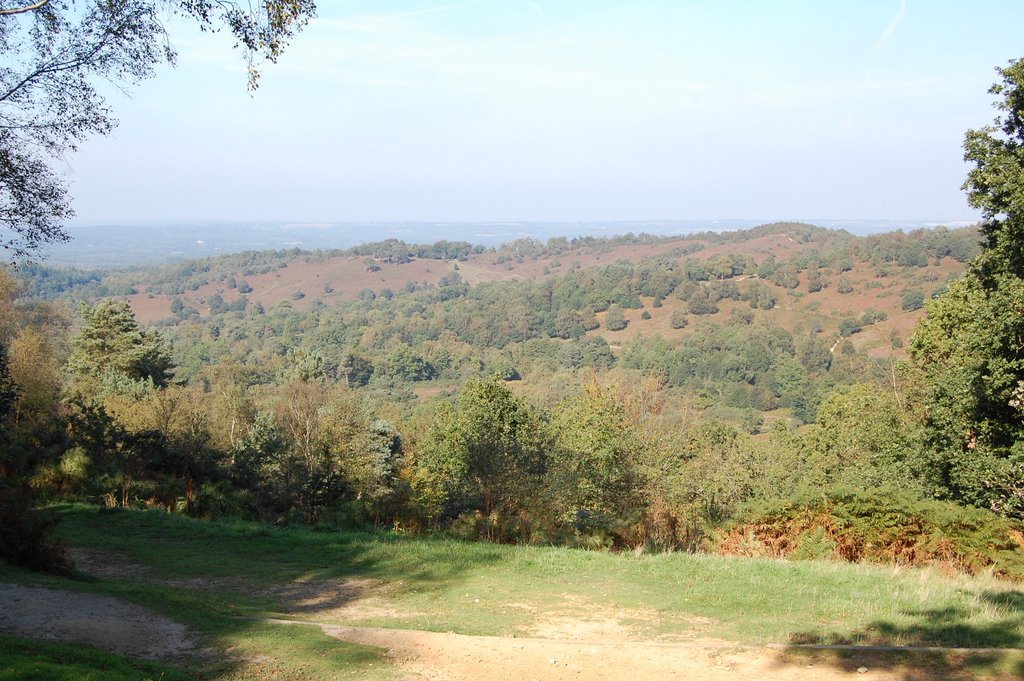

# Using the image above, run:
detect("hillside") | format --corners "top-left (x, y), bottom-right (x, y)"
top-left (4, 221), bottom-right (1000, 556)
top-left (15, 223), bottom-right (975, 441)
top-left (39, 223), bottom-right (972, 358)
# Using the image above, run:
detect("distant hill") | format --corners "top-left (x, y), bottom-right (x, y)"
top-left (16, 223), bottom-right (976, 406)
top-left (38, 219), bottom-right (975, 267)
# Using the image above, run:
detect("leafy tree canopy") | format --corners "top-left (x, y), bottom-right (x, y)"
top-left (911, 59), bottom-right (1024, 517)
top-left (0, 0), bottom-right (316, 259)
top-left (67, 300), bottom-right (174, 391)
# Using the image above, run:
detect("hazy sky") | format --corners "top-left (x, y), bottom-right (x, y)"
top-left (68, 0), bottom-right (1024, 224)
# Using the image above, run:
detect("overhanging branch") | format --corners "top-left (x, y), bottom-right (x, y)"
top-left (0, 0), bottom-right (51, 17)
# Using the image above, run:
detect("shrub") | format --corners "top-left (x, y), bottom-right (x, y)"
top-left (901, 289), bottom-right (925, 311)
top-left (717, 487), bottom-right (1024, 578)
top-left (0, 483), bottom-right (71, 575)
top-left (670, 309), bottom-right (688, 329)
top-left (838, 319), bottom-right (861, 337)
top-left (604, 304), bottom-right (627, 331)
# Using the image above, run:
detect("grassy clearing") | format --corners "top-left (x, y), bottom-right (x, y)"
top-left (4, 504), bottom-right (1024, 679)
top-left (50, 504), bottom-right (1024, 646)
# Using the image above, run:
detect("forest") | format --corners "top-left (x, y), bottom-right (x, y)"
top-left (4, 208), bottom-right (1024, 582)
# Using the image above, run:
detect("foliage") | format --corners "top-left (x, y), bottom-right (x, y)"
top-left (66, 300), bottom-right (173, 394)
top-left (0, 0), bottom-right (315, 259)
top-left (812, 384), bottom-right (922, 492)
top-left (0, 483), bottom-right (69, 574)
top-left (670, 308), bottom-right (688, 329)
top-left (545, 384), bottom-right (645, 542)
top-left (901, 288), bottom-right (925, 311)
top-left (604, 303), bottom-right (627, 331)
top-left (417, 376), bottom-right (547, 535)
top-left (0, 220), bottom-right (992, 565)
top-left (910, 59), bottom-right (1024, 518)
top-left (721, 487), bottom-right (1024, 579)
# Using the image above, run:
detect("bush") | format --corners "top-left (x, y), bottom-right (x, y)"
top-left (902, 288), bottom-right (925, 311)
top-left (0, 483), bottom-right (71, 575)
top-left (604, 304), bottom-right (628, 331)
top-left (838, 319), bottom-right (862, 337)
top-left (718, 487), bottom-right (1024, 578)
top-left (670, 309), bottom-right (688, 329)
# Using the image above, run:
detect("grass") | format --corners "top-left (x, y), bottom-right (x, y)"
top-left (0, 635), bottom-right (192, 681)
top-left (4, 504), bottom-right (1024, 679)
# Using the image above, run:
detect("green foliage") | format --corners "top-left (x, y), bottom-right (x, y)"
top-left (604, 303), bottom-right (627, 331)
top-left (837, 319), bottom-right (861, 337)
top-left (723, 487), bottom-right (1024, 578)
top-left (418, 376), bottom-right (547, 531)
top-left (380, 345), bottom-right (435, 382)
top-left (812, 384), bottom-right (922, 492)
top-left (669, 308), bottom-right (688, 329)
top-left (546, 385), bottom-right (645, 541)
top-left (964, 59), bottom-right (1024, 283)
top-left (909, 60), bottom-right (1024, 518)
top-left (66, 301), bottom-right (173, 394)
top-left (685, 287), bottom-right (718, 315)
top-left (910, 274), bottom-right (1024, 512)
top-left (901, 288), bottom-right (925, 311)
top-left (2, 220), bottom-right (998, 566)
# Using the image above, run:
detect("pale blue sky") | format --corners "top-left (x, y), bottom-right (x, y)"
top-left (68, 0), bottom-right (1024, 224)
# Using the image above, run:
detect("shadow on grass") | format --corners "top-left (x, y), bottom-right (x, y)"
top-left (778, 591), bottom-right (1024, 680)
top-left (55, 504), bottom-right (506, 603)
top-left (18, 504), bottom-right (512, 680)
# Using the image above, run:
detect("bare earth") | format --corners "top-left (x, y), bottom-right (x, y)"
top-left (0, 583), bottom-right (199, 661)
top-left (289, 620), bottom-right (927, 681)
top-left (0, 551), bottom-right (978, 680)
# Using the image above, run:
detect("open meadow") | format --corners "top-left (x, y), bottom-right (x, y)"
top-left (2, 506), bottom-right (1024, 680)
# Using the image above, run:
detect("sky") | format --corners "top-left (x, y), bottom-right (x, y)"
top-left (66, 0), bottom-right (1024, 225)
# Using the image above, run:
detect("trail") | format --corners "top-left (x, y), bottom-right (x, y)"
top-left (264, 618), bottom-right (975, 681)
top-left (1, 564), bottom-right (1011, 680)
top-left (0, 583), bottom-right (199, 661)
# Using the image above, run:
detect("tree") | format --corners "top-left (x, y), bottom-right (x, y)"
top-left (67, 300), bottom-right (173, 392)
top-left (0, 0), bottom-right (316, 258)
top-left (417, 376), bottom-right (547, 523)
top-left (910, 59), bottom-right (1024, 517)
top-left (963, 59), bottom-right (1024, 283)
top-left (901, 288), bottom-right (925, 311)
top-left (604, 304), bottom-right (627, 331)
top-left (547, 384), bottom-right (644, 538)
top-left (670, 308), bottom-right (688, 329)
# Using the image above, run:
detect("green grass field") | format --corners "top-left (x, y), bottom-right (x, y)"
top-left (2, 504), bottom-right (1024, 679)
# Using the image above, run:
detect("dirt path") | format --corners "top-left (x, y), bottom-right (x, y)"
top-left (271, 619), bottom-right (944, 681)
top-left (0, 583), bottom-right (199, 661)
top-left (0, 551), bottom-right (994, 680)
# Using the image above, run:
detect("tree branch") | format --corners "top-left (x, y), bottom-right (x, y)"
top-left (0, 0), bottom-right (50, 17)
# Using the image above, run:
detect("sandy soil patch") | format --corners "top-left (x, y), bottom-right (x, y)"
top-left (0, 583), bottom-right (199, 661)
top-left (527, 593), bottom-right (667, 642)
top-left (292, 621), bottom-right (925, 681)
